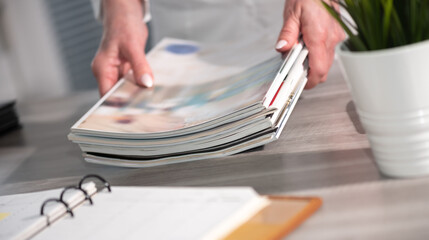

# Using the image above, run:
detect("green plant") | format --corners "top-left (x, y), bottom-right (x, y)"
top-left (323, 0), bottom-right (429, 51)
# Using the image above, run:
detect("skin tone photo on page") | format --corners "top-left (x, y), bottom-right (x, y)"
top-left (91, 0), bottom-right (345, 96)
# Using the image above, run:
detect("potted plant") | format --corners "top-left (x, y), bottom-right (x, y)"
top-left (323, 0), bottom-right (429, 177)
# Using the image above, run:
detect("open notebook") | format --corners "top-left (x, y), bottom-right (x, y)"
top-left (0, 175), bottom-right (321, 240)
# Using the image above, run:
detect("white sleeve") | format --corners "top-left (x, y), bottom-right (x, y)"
top-left (90, 0), bottom-right (152, 23)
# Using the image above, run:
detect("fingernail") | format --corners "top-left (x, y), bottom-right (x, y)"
top-left (140, 74), bottom-right (153, 88)
top-left (276, 40), bottom-right (288, 49)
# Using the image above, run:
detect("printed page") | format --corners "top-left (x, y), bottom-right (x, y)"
top-left (73, 37), bottom-right (282, 135)
top-left (0, 183), bottom-right (96, 240)
top-left (34, 187), bottom-right (265, 240)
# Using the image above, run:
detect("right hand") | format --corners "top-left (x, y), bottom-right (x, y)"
top-left (275, 0), bottom-right (345, 89)
top-left (91, 0), bottom-right (153, 96)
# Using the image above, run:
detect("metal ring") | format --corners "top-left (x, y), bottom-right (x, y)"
top-left (60, 186), bottom-right (93, 205)
top-left (40, 198), bottom-right (74, 225)
top-left (79, 174), bottom-right (111, 192)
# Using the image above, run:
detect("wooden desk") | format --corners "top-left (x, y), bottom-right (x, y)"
top-left (1, 61), bottom-right (428, 239)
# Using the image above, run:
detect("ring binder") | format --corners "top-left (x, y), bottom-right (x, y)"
top-left (79, 174), bottom-right (112, 193)
top-left (39, 174), bottom-right (111, 225)
top-left (60, 186), bottom-right (93, 205)
top-left (40, 198), bottom-right (74, 226)
top-left (4, 175), bottom-right (321, 240)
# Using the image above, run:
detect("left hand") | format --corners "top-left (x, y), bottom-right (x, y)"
top-left (275, 0), bottom-right (345, 89)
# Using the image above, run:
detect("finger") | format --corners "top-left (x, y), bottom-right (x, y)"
top-left (123, 44), bottom-right (154, 88)
top-left (91, 52), bottom-right (120, 96)
top-left (276, 10), bottom-right (301, 52)
top-left (122, 62), bottom-right (132, 76)
top-left (118, 62), bottom-right (132, 79)
top-left (305, 41), bottom-right (331, 89)
top-left (305, 73), bottom-right (327, 89)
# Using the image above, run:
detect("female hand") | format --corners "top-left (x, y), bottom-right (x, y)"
top-left (276, 0), bottom-right (345, 89)
top-left (91, 0), bottom-right (153, 96)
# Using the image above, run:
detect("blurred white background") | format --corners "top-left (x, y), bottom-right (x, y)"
top-left (0, 0), bottom-right (292, 103)
top-left (0, 0), bottom-right (102, 102)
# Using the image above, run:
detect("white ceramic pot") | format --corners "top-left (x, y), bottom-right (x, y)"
top-left (337, 39), bottom-right (429, 178)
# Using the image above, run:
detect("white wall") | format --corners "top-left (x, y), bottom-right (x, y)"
top-left (0, 1), bottom-right (16, 102)
top-left (0, 49), bottom-right (16, 102)
top-left (0, 0), bottom-right (70, 101)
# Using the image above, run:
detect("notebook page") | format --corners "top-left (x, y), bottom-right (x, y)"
top-left (34, 187), bottom-right (263, 240)
top-left (0, 182), bottom-right (96, 240)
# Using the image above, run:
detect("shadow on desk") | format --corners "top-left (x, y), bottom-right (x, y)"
top-left (346, 101), bottom-right (365, 134)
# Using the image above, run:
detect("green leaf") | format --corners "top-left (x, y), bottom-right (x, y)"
top-left (321, 0), bottom-right (429, 52)
top-left (381, 0), bottom-right (393, 46)
top-left (322, 1), bottom-right (367, 51)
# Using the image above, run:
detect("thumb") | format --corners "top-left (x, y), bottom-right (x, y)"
top-left (127, 49), bottom-right (154, 88)
top-left (276, 14), bottom-right (301, 52)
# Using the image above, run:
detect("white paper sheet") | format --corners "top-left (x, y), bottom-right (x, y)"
top-left (34, 187), bottom-right (263, 240)
top-left (0, 183), bottom-right (96, 240)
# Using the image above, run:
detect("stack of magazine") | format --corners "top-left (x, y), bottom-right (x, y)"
top-left (69, 38), bottom-right (309, 167)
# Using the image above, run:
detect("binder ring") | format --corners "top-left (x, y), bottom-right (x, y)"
top-left (60, 186), bottom-right (93, 205)
top-left (79, 174), bottom-right (111, 192)
top-left (40, 198), bottom-right (74, 225)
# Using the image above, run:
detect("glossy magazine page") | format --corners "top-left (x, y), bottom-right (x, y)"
top-left (72, 38), bottom-right (282, 137)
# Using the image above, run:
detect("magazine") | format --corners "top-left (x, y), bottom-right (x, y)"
top-left (69, 37), bottom-right (308, 167)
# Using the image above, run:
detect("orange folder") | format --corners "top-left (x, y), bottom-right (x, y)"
top-left (222, 196), bottom-right (322, 240)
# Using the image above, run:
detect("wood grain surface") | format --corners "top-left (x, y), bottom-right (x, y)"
top-left (1, 60), bottom-right (428, 239)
